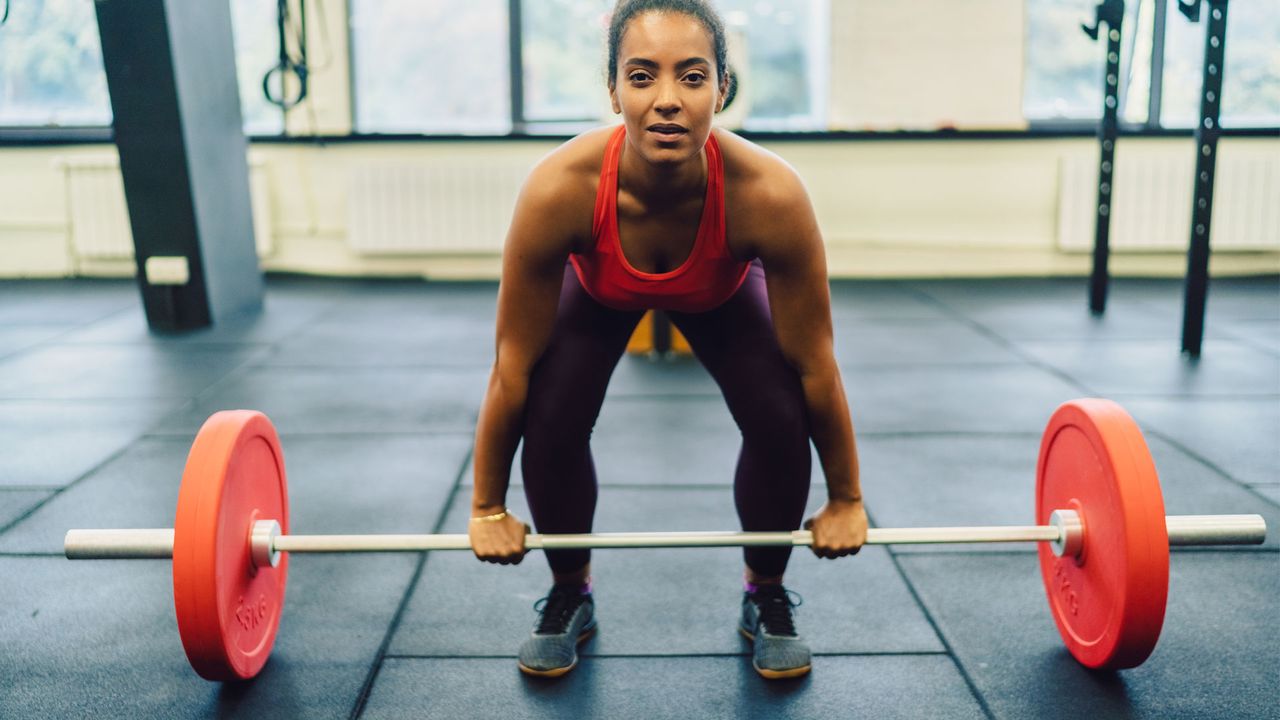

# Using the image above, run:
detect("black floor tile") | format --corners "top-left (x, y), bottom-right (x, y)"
top-left (1219, 318), bottom-right (1280, 356)
top-left (910, 277), bottom-right (1176, 311)
top-left (0, 344), bottom-right (269, 400)
top-left (0, 554), bottom-right (418, 719)
top-left (1121, 397), bottom-right (1279, 488)
top-left (950, 298), bottom-right (1187, 343)
top-left (0, 399), bottom-right (182, 489)
top-left (912, 276), bottom-right (1278, 345)
top-left (151, 367), bottom-right (489, 436)
top-left (0, 489), bottom-right (52, 532)
top-left (0, 280), bottom-right (137, 326)
top-left (1014, 339), bottom-right (1280, 397)
top-left (1253, 485), bottom-right (1280, 504)
top-left (1200, 276), bottom-right (1280, 321)
top-left (390, 487), bottom-right (942, 658)
top-left (827, 281), bottom-right (953, 321)
top-left (55, 291), bottom-right (341, 347)
top-left (325, 280), bottom-right (497, 315)
top-left (263, 312), bottom-right (494, 368)
top-left (0, 326), bottom-right (68, 360)
top-left (897, 552), bottom-right (1280, 720)
top-left (0, 433), bottom-right (469, 554)
top-left (841, 365), bottom-right (1084, 433)
top-left (362, 655), bottom-right (985, 720)
top-left (833, 318), bottom-right (1023, 366)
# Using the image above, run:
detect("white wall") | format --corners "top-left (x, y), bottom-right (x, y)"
top-left (827, 0), bottom-right (1027, 130)
top-left (1, 135), bottom-right (1276, 280)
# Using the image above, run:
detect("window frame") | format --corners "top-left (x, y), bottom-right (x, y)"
top-left (2, 0), bottom-right (1276, 143)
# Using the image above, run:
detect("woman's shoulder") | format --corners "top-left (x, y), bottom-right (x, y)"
top-left (527, 125), bottom-right (616, 188)
top-left (714, 128), bottom-right (807, 204)
top-left (511, 126), bottom-right (617, 250)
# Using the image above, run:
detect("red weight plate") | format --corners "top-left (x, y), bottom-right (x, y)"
top-left (1036, 399), bottom-right (1168, 669)
top-left (173, 411), bottom-right (289, 681)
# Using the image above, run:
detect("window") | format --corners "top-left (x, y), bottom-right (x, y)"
top-left (717, 0), bottom-right (828, 130)
top-left (1160, 1), bottom-right (1280, 128)
top-left (1023, 0), bottom-right (1145, 122)
top-left (351, 0), bottom-right (511, 134)
top-left (0, 0), bottom-right (283, 133)
top-left (523, 0), bottom-right (612, 124)
top-left (0, 0), bottom-right (110, 126)
top-left (363, 0), bottom-right (829, 134)
top-left (232, 0), bottom-right (286, 136)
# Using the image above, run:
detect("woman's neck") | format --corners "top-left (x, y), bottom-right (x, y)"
top-left (617, 138), bottom-right (708, 207)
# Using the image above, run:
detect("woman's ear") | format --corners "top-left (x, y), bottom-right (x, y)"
top-left (609, 81), bottom-right (622, 114)
top-left (716, 68), bottom-right (737, 114)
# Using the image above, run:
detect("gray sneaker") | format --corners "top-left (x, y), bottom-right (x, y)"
top-left (517, 584), bottom-right (597, 677)
top-left (739, 585), bottom-right (812, 679)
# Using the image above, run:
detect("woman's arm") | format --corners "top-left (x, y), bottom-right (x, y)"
top-left (749, 165), bottom-right (868, 559)
top-left (469, 163), bottom-right (578, 564)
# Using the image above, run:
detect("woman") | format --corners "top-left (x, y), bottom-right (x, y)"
top-left (468, 0), bottom-right (867, 680)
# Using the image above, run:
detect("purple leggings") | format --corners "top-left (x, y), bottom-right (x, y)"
top-left (520, 261), bottom-right (812, 577)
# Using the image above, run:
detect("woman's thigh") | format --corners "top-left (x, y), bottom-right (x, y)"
top-left (668, 261), bottom-right (811, 452)
top-left (523, 264), bottom-right (644, 445)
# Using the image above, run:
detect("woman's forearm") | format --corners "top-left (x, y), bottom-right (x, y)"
top-left (471, 366), bottom-right (529, 514)
top-left (798, 362), bottom-right (862, 503)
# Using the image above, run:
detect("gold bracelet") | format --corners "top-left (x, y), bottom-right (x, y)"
top-left (470, 510), bottom-right (508, 524)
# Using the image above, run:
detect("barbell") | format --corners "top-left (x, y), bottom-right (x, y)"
top-left (63, 398), bottom-right (1266, 681)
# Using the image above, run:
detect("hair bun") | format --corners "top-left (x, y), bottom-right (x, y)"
top-left (720, 65), bottom-right (738, 113)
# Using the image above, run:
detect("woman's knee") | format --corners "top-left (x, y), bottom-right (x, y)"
top-left (736, 380), bottom-right (810, 458)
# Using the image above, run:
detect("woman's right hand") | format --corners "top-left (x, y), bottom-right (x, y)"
top-left (468, 509), bottom-right (530, 565)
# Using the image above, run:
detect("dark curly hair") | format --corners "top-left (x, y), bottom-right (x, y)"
top-left (606, 0), bottom-right (738, 111)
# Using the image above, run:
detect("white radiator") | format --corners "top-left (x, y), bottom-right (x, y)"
top-left (60, 155), bottom-right (275, 260)
top-left (346, 160), bottom-right (529, 254)
top-left (1058, 145), bottom-right (1280, 252)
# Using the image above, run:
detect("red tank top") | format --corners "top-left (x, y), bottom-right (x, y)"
top-left (570, 126), bottom-right (751, 313)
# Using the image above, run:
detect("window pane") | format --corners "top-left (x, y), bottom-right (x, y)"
top-left (716, 0), bottom-right (827, 130)
top-left (0, 0), bottom-right (285, 133)
top-left (231, 0), bottom-right (284, 135)
top-left (1161, 1), bottom-right (1280, 128)
top-left (519, 0), bottom-right (827, 131)
top-left (351, 0), bottom-right (510, 134)
top-left (0, 0), bottom-right (111, 126)
top-left (523, 0), bottom-right (612, 123)
top-left (1023, 0), bottom-right (1144, 121)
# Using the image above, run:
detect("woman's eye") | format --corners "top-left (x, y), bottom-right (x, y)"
top-left (684, 72), bottom-right (706, 84)
top-left (629, 72), bottom-right (652, 83)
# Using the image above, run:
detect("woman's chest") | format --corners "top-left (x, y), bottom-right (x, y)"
top-left (612, 192), bottom-right (752, 274)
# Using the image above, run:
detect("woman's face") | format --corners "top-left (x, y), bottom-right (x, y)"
top-left (610, 11), bottom-right (725, 167)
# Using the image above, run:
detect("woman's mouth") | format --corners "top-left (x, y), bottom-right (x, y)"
top-left (647, 124), bottom-right (687, 142)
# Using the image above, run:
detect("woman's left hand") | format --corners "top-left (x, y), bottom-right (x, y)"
top-left (803, 499), bottom-right (868, 559)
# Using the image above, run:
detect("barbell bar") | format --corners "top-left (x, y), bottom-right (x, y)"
top-left (64, 513), bottom-right (1266, 561)
top-left (59, 399), bottom-right (1270, 681)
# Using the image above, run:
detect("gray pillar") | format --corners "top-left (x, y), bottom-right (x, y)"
top-left (94, 0), bottom-right (263, 332)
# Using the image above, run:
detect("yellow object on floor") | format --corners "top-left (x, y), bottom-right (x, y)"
top-left (626, 310), bottom-right (692, 355)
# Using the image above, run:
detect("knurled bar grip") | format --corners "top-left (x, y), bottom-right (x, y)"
top-left (63, 513), bottom-right (1267, 560)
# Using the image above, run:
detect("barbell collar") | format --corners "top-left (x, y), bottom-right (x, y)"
top-left (63, 529), bottom-right (174, 559)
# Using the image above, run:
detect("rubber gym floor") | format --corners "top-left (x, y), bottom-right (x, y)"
top-left (0, 274), bottom-right (1276, 719)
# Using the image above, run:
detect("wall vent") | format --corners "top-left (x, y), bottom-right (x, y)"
top-left (346, 160), bottom-right (529, 254)
top-left (60, 154), bottom-right (274, 261)
top-left (1058, 145), bottom-right (1280, 252)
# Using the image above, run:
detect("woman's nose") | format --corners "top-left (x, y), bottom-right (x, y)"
top-left (654, 80), bottom-right (680, 114)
